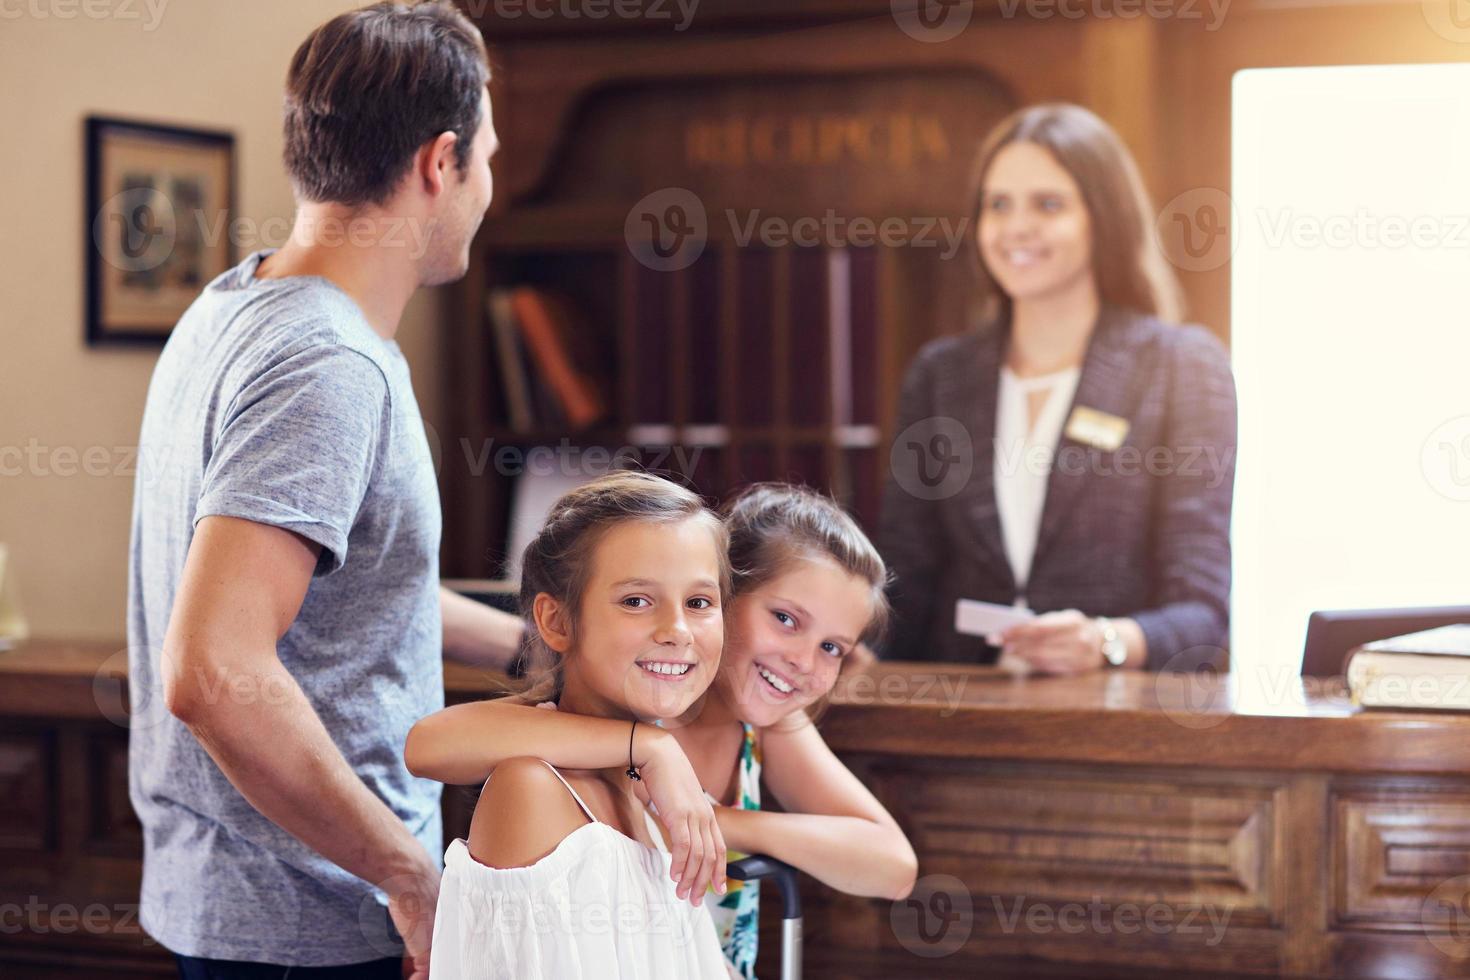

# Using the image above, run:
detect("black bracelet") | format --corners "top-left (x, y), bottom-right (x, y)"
top-left (625, 719), bottom-right (642, 781)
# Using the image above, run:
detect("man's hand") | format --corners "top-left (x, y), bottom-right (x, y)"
top-left (385, 858), bottom-right (441, 980)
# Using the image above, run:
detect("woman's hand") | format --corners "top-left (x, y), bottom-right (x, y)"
top-left (637, 728), bottom-right (727, 908)
top-left (998, 609), bottom-right (1105, 674)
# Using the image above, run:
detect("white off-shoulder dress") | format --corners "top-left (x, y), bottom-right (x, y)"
top-left (430, 761), bottom-right (733, 979)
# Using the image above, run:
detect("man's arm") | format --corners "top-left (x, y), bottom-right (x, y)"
top-left (161, 515), bottom-right (439, 980)
top-left (440, 586), bottom-right (524, 670)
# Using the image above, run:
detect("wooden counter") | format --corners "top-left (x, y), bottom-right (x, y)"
top-left (4, 641), bottom-right (1470, 978)
top-left (801, 663), bottom-right (1470, 979)
top-left (821, 661), bottom-right (1470, 773)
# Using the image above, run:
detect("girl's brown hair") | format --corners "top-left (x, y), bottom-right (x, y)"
top-left (966, 102), bottom-right (1183, 328)
top-left (509, 470), bottom-right (731, 706)
top-left (722, 483), bottom-right (891, 725)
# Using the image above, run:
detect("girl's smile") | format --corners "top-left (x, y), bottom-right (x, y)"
top-left (636, 658), bottom-right (698, 681)
top-left (722, 555), bottom-right (875, 727)
top-left (752, 659), bottom-right (797, 698)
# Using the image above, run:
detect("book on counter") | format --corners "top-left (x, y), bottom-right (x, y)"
top-left (1345, 624), bottom-right (1470, 711)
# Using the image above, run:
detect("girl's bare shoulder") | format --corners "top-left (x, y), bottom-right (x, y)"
top-left (466, 757), bottom-right (593, 869)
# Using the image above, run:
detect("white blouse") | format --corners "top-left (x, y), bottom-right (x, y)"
top-left (994, 364), bottom-right (1081, 596)
top-left (431, 761), bottom-right (732, 980)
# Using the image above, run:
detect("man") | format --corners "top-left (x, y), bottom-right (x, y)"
top-left (126, 4), bottom-right (519, 977)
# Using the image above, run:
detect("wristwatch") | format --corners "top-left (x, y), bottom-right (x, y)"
top-left (1096, 617), bottom-right (1127, 667)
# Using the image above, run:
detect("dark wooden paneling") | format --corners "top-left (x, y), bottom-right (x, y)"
top-left (85, 730), bottom-right (143, 856)
top-left (0, 729), bottom-right (56, 852)
top-left (772, 758), bottom-right (1291, 977)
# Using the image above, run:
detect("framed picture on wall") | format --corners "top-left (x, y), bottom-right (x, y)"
top-left (85, 116), bottom-right (236, 346)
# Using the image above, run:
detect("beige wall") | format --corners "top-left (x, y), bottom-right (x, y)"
top-left (0, 1), bottom-right (448, 641)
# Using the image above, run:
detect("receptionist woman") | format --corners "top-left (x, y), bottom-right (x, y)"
top-left (877, 103), bottom-right (1237, 674)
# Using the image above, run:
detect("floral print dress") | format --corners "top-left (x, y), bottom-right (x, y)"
top-left (707, 722), bottom-right (762, 978)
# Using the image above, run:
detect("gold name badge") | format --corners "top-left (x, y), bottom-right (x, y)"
top-left (1064, 406), bottom-right (1130, 452)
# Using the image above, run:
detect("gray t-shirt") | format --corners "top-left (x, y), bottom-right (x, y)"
top-left (126, 249), bottom-right (443, 966)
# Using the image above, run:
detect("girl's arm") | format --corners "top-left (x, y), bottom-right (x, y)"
top-left (719, 719), bottom-right (917, 901)
top-left (406, 699), bottom-right (665, 785)
top-left (406, 699), bottom-right (726, 906)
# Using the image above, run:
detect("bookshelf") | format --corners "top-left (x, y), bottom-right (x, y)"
top-left (437, 9), bottom-right (1081, 579)
top-left (444, 224), bottom-right (968, 578)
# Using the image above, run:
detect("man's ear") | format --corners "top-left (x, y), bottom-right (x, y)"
top-left (416, 130), bottom-right (461, 197)
top-left (531, 592), bottom-right (573, 653)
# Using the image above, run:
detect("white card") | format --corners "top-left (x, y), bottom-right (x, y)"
top-left (954, 598), bottom-right (1035, 638)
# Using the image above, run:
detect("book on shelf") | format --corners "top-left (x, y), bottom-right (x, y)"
top-left (486, 288), bottom-right (576, 432)
top-left (507, 286), bottom-right (608, 430)
top-left (486, 290), bottom-right (534, 432)
top-left (1345, 624), bottom-right (1470, 711)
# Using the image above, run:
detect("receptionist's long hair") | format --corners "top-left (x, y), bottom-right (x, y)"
top-left (965, 102), bottom-right (1183, 329)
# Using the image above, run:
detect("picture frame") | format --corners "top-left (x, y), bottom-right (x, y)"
top-left (85, 116), bottom-right (236, 346)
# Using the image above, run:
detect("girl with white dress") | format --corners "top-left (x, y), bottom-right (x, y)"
top-left (412, 482), bottom-right (919, 978)
top-left (428, 471), bottom-right (734, 979)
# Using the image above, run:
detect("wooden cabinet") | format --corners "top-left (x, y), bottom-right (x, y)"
top-left (779, 667), bottom-right (1470, 979)
top-left (0, 717), bottom-right (163, 976)
top-left (12, 645), bottom-right (1470, 977)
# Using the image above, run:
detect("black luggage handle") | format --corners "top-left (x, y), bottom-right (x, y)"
top-left (726, 855), bottom-right (802, 920)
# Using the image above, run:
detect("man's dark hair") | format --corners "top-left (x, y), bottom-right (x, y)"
top-left (283, 1), bottom-right (489, 207)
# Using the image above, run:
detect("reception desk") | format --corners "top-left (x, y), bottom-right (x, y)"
top-left (802, 662), bottom-right (1470, 979)
top-left (4, 641), bottom-right (1470, 978)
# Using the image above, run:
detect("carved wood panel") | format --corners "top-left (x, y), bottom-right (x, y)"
top-left (1334, 781), bottom-right (1470, 932)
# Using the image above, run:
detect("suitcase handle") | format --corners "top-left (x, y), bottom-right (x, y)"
top-left (726, 854), bottom-right (802, 920)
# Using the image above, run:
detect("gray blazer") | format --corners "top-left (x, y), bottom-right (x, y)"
top-left (876, 304), bottom-right (1237, 670)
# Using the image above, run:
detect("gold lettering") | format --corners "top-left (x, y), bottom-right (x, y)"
top-left (788, 116), bottom-right (814, 166)
top-left (846, 117), bottom-right (876, 162)
top-left (916, 116), bottom-right (950, 164)
top-left (889, 113), bottom-right (913, 169)
top-left (817, 115), bottom-right (845, 165)
top-left (750, 117), bottom-right (780, 166)
top-left (683, 112), bottom-right (951, 169)
top-left (685, 122), bottom-right (719, 167)
top-left (723, 117), bottom-right (747, 168)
